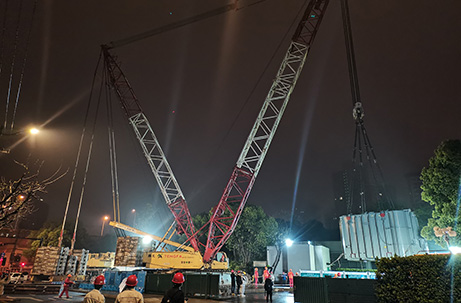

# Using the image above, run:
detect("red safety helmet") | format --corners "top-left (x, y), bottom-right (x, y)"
top-left (126, 275), bottom-right (138, 287)
top-left (172, 272), bottom-right (185, 284)
top-left (67, 274), bottom-right (72, 278)
top-left (94, 275), bottom-right (105, 286)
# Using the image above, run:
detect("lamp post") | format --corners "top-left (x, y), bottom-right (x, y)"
top-left (101, 216), bottom-right (109, 236)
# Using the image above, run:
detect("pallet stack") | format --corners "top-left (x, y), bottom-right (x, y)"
top-left (32, 247), bottom-right (61, 275)
top-left (114, 237), bottom-right (139, 267)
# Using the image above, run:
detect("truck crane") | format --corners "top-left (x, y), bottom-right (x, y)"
top-left (103, 0), bottom-right (329, 269)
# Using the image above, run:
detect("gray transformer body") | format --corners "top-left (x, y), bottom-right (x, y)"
top-left (339, 209), bottom-right (427, 261)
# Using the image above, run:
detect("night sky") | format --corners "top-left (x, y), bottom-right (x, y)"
top-left (1, 0), bottom-right (460, 238)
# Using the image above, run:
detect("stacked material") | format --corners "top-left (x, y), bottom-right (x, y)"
top-left (87, 252), bottom-right (115, 268)
top-left (114, 237), bottom-right (139, 267)
top-left (32, 247), bottom-right (61, 275)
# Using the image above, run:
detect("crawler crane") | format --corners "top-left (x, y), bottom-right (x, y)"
top-left (103, 0), bottom-right (329, 269)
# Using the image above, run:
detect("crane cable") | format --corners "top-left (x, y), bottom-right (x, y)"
top-left (10, 0), bottom-right (37, 131)
top-left (103, 54), bottom-right (121, 224)
top-left (3, 0), bottom-right (22, 131)
top-left (58, 52), bottom-right (103, 248)
top-left (0, 0), bottom-right (9, 93)
top-left (70, 54), bottom-right (106, 252)
top-left (341, 0), bottom-right (394, 213)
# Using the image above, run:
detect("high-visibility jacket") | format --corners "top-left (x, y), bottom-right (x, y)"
top-left (83, 289), bottom-right (105, 303)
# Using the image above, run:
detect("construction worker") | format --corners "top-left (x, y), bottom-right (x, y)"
top-left (230, 270), bottom-right (236, 295)
top-left (161, 272), bottom-right (186, 303)
top-left (288, 269), bottom-right (294, 288)
top-left (264, 275), bottom-right (273, 303)
top-left (58, 274), bottom-right (74, 299)
top-left (263, 267), bottom-right (270, 282)
top-left (236, 271), bottom-right (242, 295)
top-left (83, 275), bottom-right (106, 303)
top-left (240, 272), bottom-right (247, 297)
top-left (254, 267), bottom-right (259, 285)
top-left (115, 275), bottom-right (143, 303)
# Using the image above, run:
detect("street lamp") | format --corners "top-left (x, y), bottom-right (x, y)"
top-left (101, 216), bottom-right (109, 236)
top-left (29, 128), bottom-right (39, 135)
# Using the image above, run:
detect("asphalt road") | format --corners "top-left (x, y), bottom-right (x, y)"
top-left (2, 290), bottom-right (294, 303)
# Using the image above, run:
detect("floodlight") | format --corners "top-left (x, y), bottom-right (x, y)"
top-left (143, 236), bottom-right (153, 245)
top-left (449, 246), bottom-right (461, 254)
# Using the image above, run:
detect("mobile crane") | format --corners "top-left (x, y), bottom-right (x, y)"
top-left (103, 0), bottom-right (329, 269)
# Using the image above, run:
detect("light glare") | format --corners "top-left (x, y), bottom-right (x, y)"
top-left (449, 246), bottom-right (461, 254)
top-left (143, 236), bottom-right (153, 245)
top-left (285, 239), bottom-right (293, 247)
top-left (29, 128), bottom-right (39, 135)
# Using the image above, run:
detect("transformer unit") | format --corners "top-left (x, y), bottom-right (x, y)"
top-left (339, 209), bottom-right (427, 261)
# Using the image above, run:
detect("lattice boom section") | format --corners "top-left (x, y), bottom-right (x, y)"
top-left (204, 167), bottom-right (253, 262)
top-left (104, 50), bottom-right (142, 117)
top-left (130, 113), bottom-right (184, 205)
top-left (238, 41), bottom-right (309, 176)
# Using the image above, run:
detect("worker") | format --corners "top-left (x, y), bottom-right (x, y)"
top-left (83, 275), bottom-right (106, 303)
top-left (161, 272), bottom-right (186, 303)
top-left (263, 267), bottom-right (270, 282)
top-left (58, 274), bottom-right (74, 299)
top-left (230, 270), bottom-right (236, 295)
top-left (236, 271), bottom-right (242, 296)
top-left (264, 276), bottom-right (273, 303)
top-left (288, 269), bottom-right (294, 288)
top-left (254, 267), bottom-right (259, 285)
top-left (115, 275), bottom-right (143, 303)
top-left (240, 272), bottom-right (247, 297)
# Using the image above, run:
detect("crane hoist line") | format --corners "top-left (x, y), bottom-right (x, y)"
top-left (102, 0), bottom-right (329, 269)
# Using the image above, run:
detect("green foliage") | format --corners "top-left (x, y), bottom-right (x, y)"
top-left (376, 254), bottom-right (461, 303)
top-left (23, 223), bottom-right (69, 261)
top-left (23, 222), bottom-right (94, 262)
top-left (420, 140), bottom-right (461, 247)
top-left (225, 205), bottom-right (278, 267)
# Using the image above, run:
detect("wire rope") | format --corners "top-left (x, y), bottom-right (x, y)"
top-left (104, 59), bottom-right (121, 223)
top-left (58, 52), bottom-right (103, 248)
top-left (342, 0), bottom-right (395, 213)
top-left (3, 0), bottom-right (22, 130)
top-left (9, 0), bottom-right (37, 131)
top-left (70, 56), bottom-right (105, 252)
top-left (0, 0), bottom-right (9, 98)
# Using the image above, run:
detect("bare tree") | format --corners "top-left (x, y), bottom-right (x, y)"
top-left (0, 161), bottom-right (67, 229)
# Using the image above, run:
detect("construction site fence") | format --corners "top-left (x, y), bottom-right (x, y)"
top-left (144, 272), bottom-right (221, 298)
top-left (294, 276), bottom-right (377, 303)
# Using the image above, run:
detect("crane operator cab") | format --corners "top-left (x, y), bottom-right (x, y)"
top-left (210, 252), bottom-right (229, 270)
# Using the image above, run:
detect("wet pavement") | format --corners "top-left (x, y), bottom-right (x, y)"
top-left (2, 288), bottom-right (295, 303)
